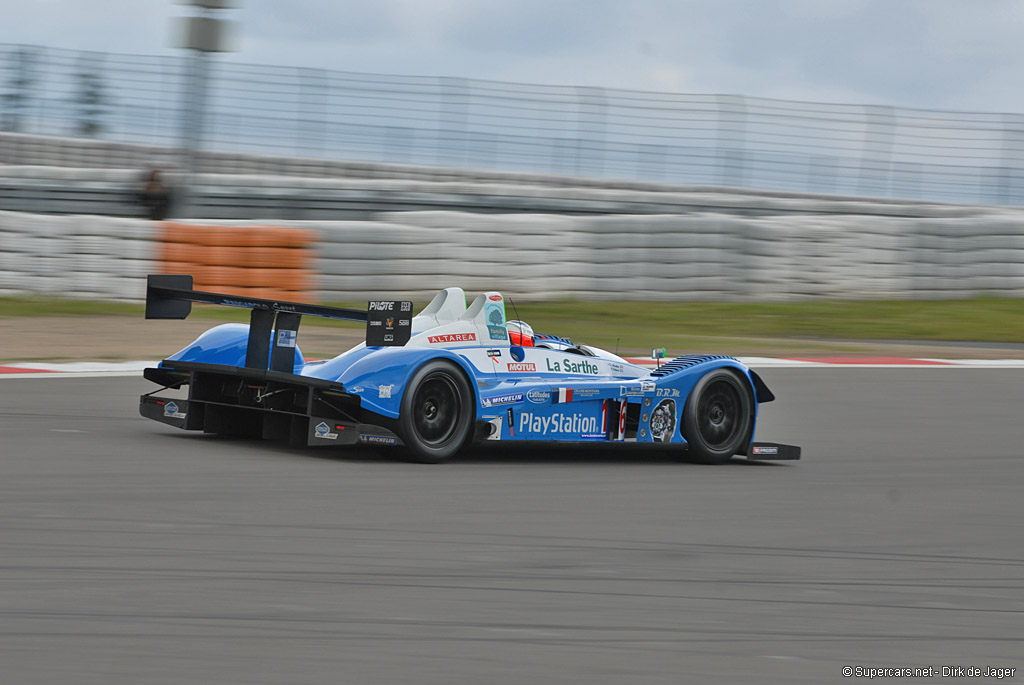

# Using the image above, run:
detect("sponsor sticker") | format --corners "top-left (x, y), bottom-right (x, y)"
top-left (313, 421), bottom-right (338, 440)
top-left (488, 294), bottom-right (502, 302)
top-left (609, 363), bottom-right (624, 374)
top-left (486, 349), bottom-right (502, 358)
top-left (383, 334), bottom-right (394, 342)
top-left (400, 302), bottom-right (412, 312)
top-left (641, 381), bottom-right (656, 393)
top-left (361, 435), bottom-right (398, 446)
top-left (572, 388), bottom-right (601, 399)
top-left (752, 446), bottom-right (779, 455)
top-left (518, 411), bottom-right (601, 437)
top-left (619, 385), bottom-right (645, 397)
top-left (368, 301), bottom-right (395, 311)
top-left (617, 398), bottom-right (628, 441)
top-left (545, 358), bottom-right (599, 375)
top-left (378, 384), bottom-right (394, 399)
top-left (276, 330), bottom-right (297, 348)
top-left (487, 325), bottom-right (508, 341)
top-left (428, 333), bottom-right (477, 344)
top-left (162, 401), bottom-right (186, 420)
top-left (526, 388), bottom-right (550, 404)
top-left (481, 393), bottom-right (524, 407)
top-left (485, 302), bottom-right (505, 325)
top-left (649, 399), bottom-right (677, 443)
top-left (507, 362), bottom-right (536, 372)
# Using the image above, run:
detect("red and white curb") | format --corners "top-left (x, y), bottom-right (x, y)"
top-left (0, 361), bottom-right (154, 378)
top-left (4, 357), bottom-right (1024, 379)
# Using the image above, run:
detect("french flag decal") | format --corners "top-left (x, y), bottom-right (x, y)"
top-left (554, 388), bottom-right (574, 404)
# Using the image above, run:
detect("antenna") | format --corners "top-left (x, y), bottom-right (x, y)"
top-left (615, 337), bottom-right (620, 355)
top-left (508, 295), bottom-right (522, 325)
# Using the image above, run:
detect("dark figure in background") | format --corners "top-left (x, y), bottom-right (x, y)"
top-left (139, 169), bottom-right (171, 220)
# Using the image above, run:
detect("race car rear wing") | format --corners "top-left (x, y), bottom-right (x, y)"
top-left (145, 274), bottom-right (409, 373)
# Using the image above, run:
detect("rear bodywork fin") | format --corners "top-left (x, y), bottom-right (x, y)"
top-left (146, 274), bottom-right (382, 370)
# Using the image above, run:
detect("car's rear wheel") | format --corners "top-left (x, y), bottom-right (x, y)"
top-left (398, 360), bottom-right (474, 463)
top-left (681, 369), bottom-right (753, 464)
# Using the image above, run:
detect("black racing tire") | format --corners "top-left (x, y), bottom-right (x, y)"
top-left (397, 360), bottom-right (475, 464)
top-left (681, 369), bottom-right (753, 465)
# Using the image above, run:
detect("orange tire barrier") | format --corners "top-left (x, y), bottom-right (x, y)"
top-left (159, 223), bottom-right (316, 302)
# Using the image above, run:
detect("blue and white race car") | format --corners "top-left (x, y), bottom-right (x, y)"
top-left (140, 275), bottom-right (799, 464)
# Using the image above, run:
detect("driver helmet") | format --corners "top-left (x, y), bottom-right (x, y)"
top-left (506, 320), bottom-right (535, 346)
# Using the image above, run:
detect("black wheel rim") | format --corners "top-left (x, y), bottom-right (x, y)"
top-left (696, 379), bottom-right (742, 449)
top-left (412, 373), bottom-right (461, 446)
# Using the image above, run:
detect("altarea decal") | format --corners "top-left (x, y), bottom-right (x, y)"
top-left (481, 393), bottom-right (524, 407)
top-left (428, 333), bottom-right (476, 344)
top-left (507, 362), bottom-right (536, 372)
top-left (526, 388), bottom-right (550, 404)
top-left (545, 358), bottom-right (599, 375)
top-left (519, 411), bottom-right (600, 436)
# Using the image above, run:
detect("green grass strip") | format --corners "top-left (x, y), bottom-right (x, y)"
top-left (2, 295), bottom-right (1022, 347)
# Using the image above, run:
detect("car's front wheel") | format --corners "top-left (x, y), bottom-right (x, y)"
top-left (681, 369), bottom-right (753, 464)
top-left (398, 360), bottom-right (474, 463)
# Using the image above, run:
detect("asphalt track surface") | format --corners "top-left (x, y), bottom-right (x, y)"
top-left (1, 370), bottom-right (1022, 684)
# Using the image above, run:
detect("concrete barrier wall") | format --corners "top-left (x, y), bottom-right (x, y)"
top-left (1, 209), bottom-right (1022, 302)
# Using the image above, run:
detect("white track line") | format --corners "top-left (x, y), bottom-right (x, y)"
top-left (3, 358), bottom-right (1024, 379)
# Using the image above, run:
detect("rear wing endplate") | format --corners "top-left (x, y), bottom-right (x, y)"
top-left (145, 274), bottom-right (409, 373)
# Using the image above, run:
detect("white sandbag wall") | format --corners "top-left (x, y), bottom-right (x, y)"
top-left (0, 211), bottom-right (156, 300)
top-left (0, 209), bottom-right (1022, 302)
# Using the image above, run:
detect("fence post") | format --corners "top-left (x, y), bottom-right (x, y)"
top-left (999, 113), bottom-right (1024, 205)
top-left (716, 94), bottom-right (746, 187)
top-left (436, 76), bottom-right (469, 167)
top-left (575, 86), bottom-right (606, 177)
top-left (858, 104), bottom-right (895, 197)
top-left (297, 66), bottom-right (327, 158)
top-left (1, 46), bottom-right (39, 134)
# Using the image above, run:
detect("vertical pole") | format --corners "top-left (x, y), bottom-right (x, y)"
top-left (716, 94), bottom-right (746, 188)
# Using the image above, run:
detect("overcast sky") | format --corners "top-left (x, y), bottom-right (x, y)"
top-left (4, 0), bottom-right (1024, 114)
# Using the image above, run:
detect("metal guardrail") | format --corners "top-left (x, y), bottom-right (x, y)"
top-left (3, 43), bottom-right (1024, 206)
